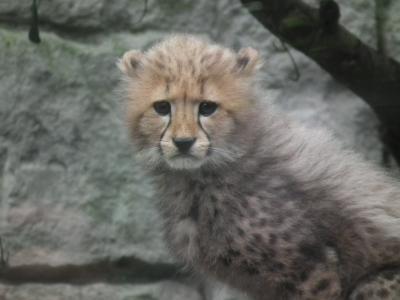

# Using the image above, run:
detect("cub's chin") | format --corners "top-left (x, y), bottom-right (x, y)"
top-left (164, 155), bottom-right (205, 170)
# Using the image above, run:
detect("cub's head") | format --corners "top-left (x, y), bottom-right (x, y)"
top-left (118, 35), bottom-right (261, 170)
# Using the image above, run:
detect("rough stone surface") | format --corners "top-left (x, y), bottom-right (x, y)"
top-left (0, 281), bottom-right (202, 300)
top-left (0, 0), bottom-right (398, 299)
top-left (385, 0), bottom-right (400, 61)
top-left (0, 0), bottom-right (218, 35)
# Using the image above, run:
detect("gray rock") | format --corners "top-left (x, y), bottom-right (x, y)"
top-left (0, 28), bottom-right (170, 265)
top-left (0, 281), bottom-right (201, 300)
top-left (385, 0), bottom-right (400, 61)
top-left (0, 0), bottom-right (218, 35)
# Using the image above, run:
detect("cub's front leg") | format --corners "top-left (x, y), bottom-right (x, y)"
top-left (349, 269), bottom-right (400, 300)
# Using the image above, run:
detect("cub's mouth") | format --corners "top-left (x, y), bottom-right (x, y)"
top-left (164, 152), bottom-right (205, 170)
top-left (171, 153), bottom-right (199, 159)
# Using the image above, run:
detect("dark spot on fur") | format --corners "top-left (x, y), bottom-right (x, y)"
top-left (219, 255), bottom-right (232, 267)
top-left (365, 226), bottom-right (377, 234)
top-left (253, 233), bottom-right (263, 243)
top-left (246, 244), bottom-right (257, 253)
top-left (377, 288), bottom-right (389, 298)
top-left (242, 262), bottom-right (260, 275)
top-left (176, 61), bottom-right (183, 73)
top-left (227, 248), bottom-right (241, 257)
top-left (383, 271), bottom-right (396, 281)
top-left (270, 197), bottom-right (285, 208)
top-left (366, 290), bottom-right (373, 297)
top-left (269, 233), bottom-right (277, 245)
top-left (189, 197), bottom-right (199, 222)
top-left (269, 248), bottom-right (276, 257)
top-left (237, 210), bottom-right (245, 219)
top-left (282, 281), bottom-right (297, 293)
top-left (258, 218), bottom-right (267, 227)
top-left (207, 219), bottom-right (214, 231)
top-left (236, 226), bottom-right (245, 237)
top-left (178, 214), bottom-right (187, 221)
top-left (284, 248), bottom-right (293, 256)
top-left (282, 232), bottom-right (291, 242)
top-left (261, 252), bottom-right (271, 261)
top-left (261, 248), bottom-right (276, 261)
top-left (283, 272), bottom-right (296, 281)
top-left (312, 278), bottom-right (330, 295)
top-left (372, 242), bottom-right (379, 248)
top-left (277, 281), bottom-right (297, 296)
top-left (155, 61), bottom-right (165, 70)
top-left (286, 210), bottom-right (294, 218)
top-left (299, 270), bottom-right (309, 282)
top-left (298, 241), bottom-right (324, 262)
top-left (197, 182), bottom-right (206, 190)
top-left (355, 293), bottom-right (365, 300)
top-left (240, 198), bottom-right (249, 209)
top-left (269, 216), bottom-right (285, 226)
top-left (210, 195), bottom-right (218, 203)
top-left (214, 208), bottom-right (220, 218)
top-left (391, 245), bottom-right (400, 253)
top-left (225, 235), bottom-right (233, 244)
top-left (180, 235), bottom-right (190, 247)
top-left (379, 253), bottom-right (391, 260)
top-left (269, 262), bottom-right (285, 272)
top-left (249, 221), bottom-right (258, 227)
top-left (248, 207), bottom-right (257, 218)
top-left (215, 181), bottom-right (224, 189)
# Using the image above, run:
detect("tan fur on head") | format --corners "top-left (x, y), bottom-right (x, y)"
top-left (119, 35), bottom-right (262, 80)
top-left (118, 34), bottom-right (263, 170)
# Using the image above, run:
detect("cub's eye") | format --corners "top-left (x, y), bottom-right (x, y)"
top-left (199, 101), bottom-right (218, 117)
top-left (153, 100), bottom-right (171, 116)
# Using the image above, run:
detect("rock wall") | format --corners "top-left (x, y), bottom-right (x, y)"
top-left (0, 0), bottom-right (398, 299)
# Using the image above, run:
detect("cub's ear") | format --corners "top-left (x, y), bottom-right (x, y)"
top-left (117, 50), bottom-right (144, 78)
top-left (235, 47), bottom-right (261, 76)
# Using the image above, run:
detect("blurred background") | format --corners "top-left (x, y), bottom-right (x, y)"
top-left (0, 0), bottom-right (399, 299)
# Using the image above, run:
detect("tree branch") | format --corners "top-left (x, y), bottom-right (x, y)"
top-left (240, 0), bottom-right (400, 166)
top-left (28, 0), bottom-right (41, 43)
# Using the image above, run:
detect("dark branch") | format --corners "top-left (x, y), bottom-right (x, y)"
top-left (132, 0), bottom-right (149, 26)
top-left (0, 238), bottom-right (9, 268)
top-left (319, 0), bottom-right (340, 34)
top-left (0, 256), bottom-right (186, 285)
top-left (240, 0), bottom-right (400, 166)
top-left (28, 0), bottom-right (41, 43)
top-left (273, 39), bottom-right (301, 80)
top-left (374, 0), bottom-right (386, 54)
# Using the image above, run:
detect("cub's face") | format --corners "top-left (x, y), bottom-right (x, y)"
top-left (118, 36), bottom-right (260, 170)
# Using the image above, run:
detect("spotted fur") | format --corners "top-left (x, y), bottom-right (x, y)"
top-left (349, 269), bottom-right (400, 299)
top-left (118, 35), bottom-right (400, 300)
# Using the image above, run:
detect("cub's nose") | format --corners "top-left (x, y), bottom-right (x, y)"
top-left (173, 138), bottom-right (196, 154)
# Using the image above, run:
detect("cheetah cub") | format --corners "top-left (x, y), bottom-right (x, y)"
top-left (118, 35), bottom-right (400, 300)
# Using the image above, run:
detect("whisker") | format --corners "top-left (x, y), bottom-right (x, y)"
top-left (209, 147), bottom-right (242, 158)
top-left (195, 142), bottom-right (244, 160)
